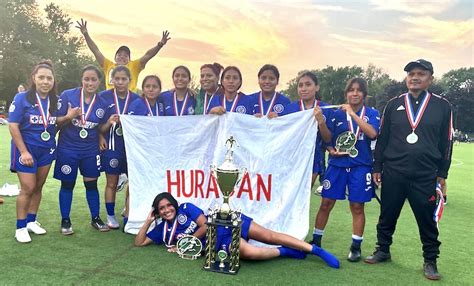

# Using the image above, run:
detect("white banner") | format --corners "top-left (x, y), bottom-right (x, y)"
top-left (121, 111), bottom-right (317, 243)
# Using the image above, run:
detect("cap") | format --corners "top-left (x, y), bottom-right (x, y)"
top-left (404, 59), bottom-right (433, 74)
top-left (115, 46), bottom-right (131, 58)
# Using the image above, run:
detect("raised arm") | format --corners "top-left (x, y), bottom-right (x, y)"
top-left (75, 18), bottom-right (105, 66)
top-left (139, 30), bottom-right (171, 69)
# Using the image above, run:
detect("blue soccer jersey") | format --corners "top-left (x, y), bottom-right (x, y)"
top-left (128, 97), bottom-right (164, 116)
top-left (249, 91), bottom-right (291, 116)
top-left (98, 89), bottom-right (140, 157)
top-left (327, 106), bottom-right (380, 167)
top-left (8, 91), bottom-right (57, 148)
top-left (281, 100), bottom-right (334, 173)
top-left (56, 88), bottom-right (107, 153)
top-left (146, 202), bottom-right (204, 246)
top-left (208, 93), bottom-right (255, 115)
top-left (161, 91), bottom-right (196, 116)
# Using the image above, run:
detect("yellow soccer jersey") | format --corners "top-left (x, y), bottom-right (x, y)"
top-left (103, 58), bottom-right (143, 92)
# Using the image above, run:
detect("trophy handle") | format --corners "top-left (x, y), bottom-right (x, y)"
top-left (234, 168), bottom-right (247, 190)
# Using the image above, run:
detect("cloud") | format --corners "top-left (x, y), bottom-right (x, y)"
top-left (369, 0), bottom-right (455, 15)
top-left (402, 16), bottom-right (473, 46)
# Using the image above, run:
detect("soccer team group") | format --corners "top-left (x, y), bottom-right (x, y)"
top-left (7, 19), bottom-right (453, 280)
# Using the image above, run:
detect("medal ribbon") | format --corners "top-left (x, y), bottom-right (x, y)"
top-left (203, 90), bottom-right (217, 115)
top-left (113, 89), bottom-right (131, 115)
top-left (173, 92), bottom-right (189, 116)
top-left (299, 99), bottom-right (319, 111)
top-left (346, 106), bottom-right (366, 139)
top-left (35, 93), bottom-right (50, 130)
top-left (145, 98), bottom-right (159, 116)
top-left (259, 92), bottom-right (277, 116)
top-left (404, 92), bottom-right (431, 132)
top-left (162, 218), bottom-right (178, 247)
top-left (80, 88), bottom-right (97, 127)
top-left (223, 94), bottom-right (240, 112)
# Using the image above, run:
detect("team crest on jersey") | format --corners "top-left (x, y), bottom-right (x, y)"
top-left (9, 102), bottom-right (15, 113)
top-left (322, 179), bottom-right (331, 190)
top-left (96, 108), bottom-right (105, 118)
top-left (61, 165), bottom-right (72, 175)
top-left (363, 116), bottom-right (369, 122)
top-left (187, 106), bottom-right (195, 115)
top-left (109, 158), bottom-right (119, 168)
top-left (177, 214), bottom-right (188, 225)
top-left (236, 106), bottom-right (246, 114)
top-left (273, 104), bottom-right (284, 113)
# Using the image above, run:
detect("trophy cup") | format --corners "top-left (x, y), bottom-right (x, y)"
top-left (335, 131), bottom-right (358, 158)
top-left (203, 136), bottom-right (245, 275)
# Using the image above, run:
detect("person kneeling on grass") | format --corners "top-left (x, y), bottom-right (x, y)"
top-left (134, 193), bottom-right (340, 268)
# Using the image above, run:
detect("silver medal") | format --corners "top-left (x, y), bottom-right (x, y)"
top-left (115, 126), bottom-right (123, 136)
top-left (406, 132), bottom-right (418, 144)
top-left (79, 128), bottom-right (88, 139)
top-left (41, 131), bottom-right (51, 141)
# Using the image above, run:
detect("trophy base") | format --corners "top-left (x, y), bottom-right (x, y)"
top-left (203, 261), bottom-right (240, 275)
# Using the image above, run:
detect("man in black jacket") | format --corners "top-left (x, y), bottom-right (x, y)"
top-left (365, 59), bottom-right (453, 281)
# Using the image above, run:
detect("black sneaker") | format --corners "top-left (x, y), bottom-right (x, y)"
top-left (61, 218), bottom-right (74, 235)
top-left (91, 216), bottom-right (110, 232)
top-left (364, 249), bottom-right (391, 264)
top-left (423, 261), bottom-right (441, 280)
top-left (347, 245), bottom-right (361, 262)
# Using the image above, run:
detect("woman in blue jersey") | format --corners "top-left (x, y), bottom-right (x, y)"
top-left (98, 65), bottom-right (140, 229)
top-left (54, 65), bottom-right (109, 234)
top-left (9, 60), bottom-right (58, 243)
top-left (312, 78), bottom-right (380, 262)
top-left (194, 63), bottom-right (224, 115)
top-left (279, 71), bottom-right (332, 186)
top-left (208, 66), bottom-right (255, 115)
top-left (161, 66), bottom-right (196, 116)
top-left (251, 64), bottom-right (291, 118)
top-left (128, 75), bottom-right (164, 116)
top-left (134, 193), bottom-right (340, 268)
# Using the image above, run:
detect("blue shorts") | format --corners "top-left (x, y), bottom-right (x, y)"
top-left (10, 142), bottom-right (56, 174)
top-left (321, 165), bottom-right (374, 203)
top-left (100, 154), bottom-right (127, 175)
top-left (216, 214), bottom-right (253, 252)
top-left (54, 149), bottom-right (101, 181)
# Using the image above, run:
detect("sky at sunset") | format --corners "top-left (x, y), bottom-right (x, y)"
top-left (38, 0), bottom-right (473, 93)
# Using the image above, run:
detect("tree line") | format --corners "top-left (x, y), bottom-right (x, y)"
top-left (1, 0), bottom-right (472, 132)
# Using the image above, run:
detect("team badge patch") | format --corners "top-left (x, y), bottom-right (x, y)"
top-left (9, 102), bottom-right (16, 113)
top-left (96, 108), bottom-right (105, 118)
top-left (273, 104), bottom-right (284, 113)
top-left (61, 165), bottom-right (72, 175)
top-left (109, 158), bottom-right (119, 168)
top-left (188, 106), bottom-right (195, 115)
top-left (363, 116), bottom-right (369, 122)
top-left (322, 179), bottom-right (331, 190)
top-left (177, 214), bottom-right (188, 225)
top-left (236, 106), bottom-right (246, 114)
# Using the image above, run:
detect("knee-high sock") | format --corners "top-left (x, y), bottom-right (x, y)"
top-left (84, 180), bottom-right (100, 219)
top-left (59, 180), bottom-right (76, 220)
top-left (311, 245), bottom-right (340, 269)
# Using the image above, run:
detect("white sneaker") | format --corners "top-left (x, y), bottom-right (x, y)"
top-left (27, 221), bottom-right (47, 235)
top-left (107, 215), bottom-right (120, 229)
top-left (116, 174), bottom-right (128, 192)
top-left (15, 228), bottom-right (32, 243)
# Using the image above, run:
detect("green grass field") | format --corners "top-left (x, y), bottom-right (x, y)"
top-left (0, 125), bottom-right (472, 285)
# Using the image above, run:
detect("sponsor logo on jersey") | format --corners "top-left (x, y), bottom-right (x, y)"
top-left (61, 165), bottom-right (72, 175)
top-left (396, 105), bottom-right (405, 111)
top-left (236, 106), bottom-right (246, 114)
top-left (9, 102), bottom-right (16, 113)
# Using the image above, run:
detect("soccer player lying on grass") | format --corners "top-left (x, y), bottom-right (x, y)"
top-left (134, 193), bottom-right (340, 268)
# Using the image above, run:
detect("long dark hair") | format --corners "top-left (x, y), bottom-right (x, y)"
top-left (26, 60), bottom-right (57, 113)
top-left (151, 192), bottom-right (179, 218)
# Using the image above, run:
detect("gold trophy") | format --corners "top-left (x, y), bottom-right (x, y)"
top-left (203, 136), bottom-right (245, 275)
